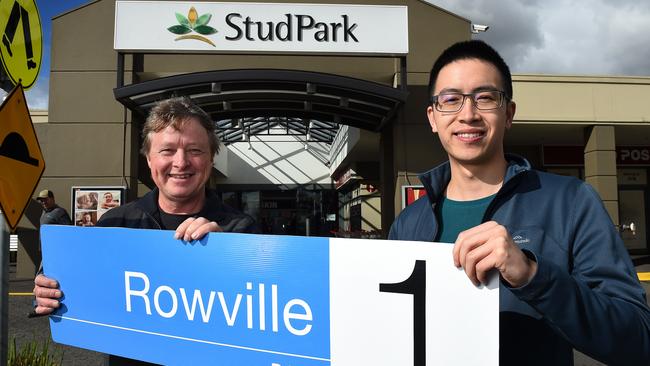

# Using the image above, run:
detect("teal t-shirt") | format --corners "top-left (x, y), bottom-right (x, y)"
top-left (434, 194), bottom-right (496, 243)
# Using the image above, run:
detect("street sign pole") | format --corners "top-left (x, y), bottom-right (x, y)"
top-left (0, 209), bottom-right (9, 366)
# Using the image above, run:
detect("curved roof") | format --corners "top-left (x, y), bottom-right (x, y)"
top-left (114, 69), bottom-right (408, 143)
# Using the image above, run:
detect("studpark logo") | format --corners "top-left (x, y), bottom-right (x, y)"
top-left (167, 7), bottom-right (218, 47)
top-left (115, 2), bottom-right (409, 54)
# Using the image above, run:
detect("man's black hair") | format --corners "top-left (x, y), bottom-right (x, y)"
top-left (428, 40), bottom-right (513, 100)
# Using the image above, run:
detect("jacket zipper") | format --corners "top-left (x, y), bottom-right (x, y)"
top-left (481, 170), bottom-right (526, 223)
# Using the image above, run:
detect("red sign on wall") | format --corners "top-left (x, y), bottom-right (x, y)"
top-left (402, 186), bottom-right (427, 209)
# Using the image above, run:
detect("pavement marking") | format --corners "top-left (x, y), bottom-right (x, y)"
top-left (639, 272), bottom-right (650, 282)
top-left (9, 292), bottom-right (33, 296)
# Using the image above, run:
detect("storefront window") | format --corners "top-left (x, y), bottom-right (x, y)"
top-left (219, 187), bottom-right (337, 237)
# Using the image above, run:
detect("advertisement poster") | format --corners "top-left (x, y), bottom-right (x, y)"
top-left (71, 186), bottom-right (126, 226)
top-left (401, 185), bottom-right (426, 209)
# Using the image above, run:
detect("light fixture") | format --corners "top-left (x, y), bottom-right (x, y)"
top-left (471, 24), bottom-right (489, 33)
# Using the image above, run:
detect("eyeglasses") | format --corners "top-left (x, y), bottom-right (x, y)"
top-left (431, 90), bottom-right (507, 113)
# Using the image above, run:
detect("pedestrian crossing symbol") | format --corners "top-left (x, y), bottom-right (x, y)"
top-left (0, 0), bottom-right (42, 90)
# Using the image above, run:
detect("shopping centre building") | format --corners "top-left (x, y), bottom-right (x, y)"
top-left (12, 0), bottom-right (650, 278)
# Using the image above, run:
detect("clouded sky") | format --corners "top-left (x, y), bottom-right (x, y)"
top-left (429, 0), bottom-right (650, 76)
top-left (7, 0), bottom-right (650, 109)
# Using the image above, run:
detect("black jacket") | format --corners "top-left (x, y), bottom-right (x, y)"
top-left (98, 188), bottom-right (258, 233)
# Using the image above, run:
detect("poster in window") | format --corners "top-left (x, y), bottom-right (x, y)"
top-left (72, 186), bottom-right (126, 226)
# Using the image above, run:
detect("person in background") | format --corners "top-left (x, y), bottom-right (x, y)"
top-left (32, 97), bottom-right (259, 365)
top-left (36, 189), bottom-right (72, 226)
top-left (388, 40), bottom-right (650, 365)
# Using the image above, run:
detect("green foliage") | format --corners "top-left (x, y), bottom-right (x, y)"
top-left (7, 338), bottom-right (63, 366)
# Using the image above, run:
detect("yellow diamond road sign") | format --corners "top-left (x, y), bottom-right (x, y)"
top-left (0, 84), bottom-right (45, 230)
top-left (0, 0), bottom-right (42, 89)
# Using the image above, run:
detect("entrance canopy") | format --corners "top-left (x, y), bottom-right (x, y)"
top-left (113, 69), bottom-right (407, 144)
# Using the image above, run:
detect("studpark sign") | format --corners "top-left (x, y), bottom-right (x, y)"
top-left (41, 226), bottom-right (497, 365)
top-left (114, 1), bottom-right (409, 55)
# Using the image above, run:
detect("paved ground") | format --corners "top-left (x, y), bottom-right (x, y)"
top-left (7, 263), bottom-right (650, 365)
top-left (8, 273), bottom-right (104, 366)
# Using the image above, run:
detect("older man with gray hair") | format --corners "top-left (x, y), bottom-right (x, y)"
top-left (33, 97), bottom-right (258, 365)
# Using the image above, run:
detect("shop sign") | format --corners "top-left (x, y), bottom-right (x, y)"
top-left (542, 146), bottom-right (583, 166)
top-left (261, 199), bottom-right (295, 209)
top-left (334, 168), bottom-right (357, 190)
top-left (42, 226), bottom-right (498, 365)
top-left (617, 147), bottom-right (650, 166)
top-left (543, 146), bottom-right (650, 167)
top-left (617, 169), bottom-right (647, 185)
top-left (114, 1), bottom-right (408, 55)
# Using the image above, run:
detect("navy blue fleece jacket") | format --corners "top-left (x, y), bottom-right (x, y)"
top-left (389, 155), bottom-right (650, 366)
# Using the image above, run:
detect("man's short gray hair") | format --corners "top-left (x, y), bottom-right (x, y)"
top-left (140, 97), bottom-right (220, 157)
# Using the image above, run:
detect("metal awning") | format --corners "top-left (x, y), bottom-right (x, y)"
top-left (215, 116), bottom-right (340, 145)
top-left (113, 69), bottom-right (407, 144)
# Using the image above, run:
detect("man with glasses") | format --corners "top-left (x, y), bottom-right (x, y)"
top-left (389, 40), bottom-right (650, 365)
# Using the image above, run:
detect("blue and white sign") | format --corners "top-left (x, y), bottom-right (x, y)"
top-left (41, 226), bottom-right (498, 365)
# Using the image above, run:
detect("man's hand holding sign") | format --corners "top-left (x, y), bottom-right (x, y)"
top-left (34, 216), bottom-right (224, 316)
top-left (453, 221), bottom-right (537, 288)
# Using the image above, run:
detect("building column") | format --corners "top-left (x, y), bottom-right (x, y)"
top-left (380, 123), bottom-right (395, 239)
top-left (584, 125), bottom-right (619, 225)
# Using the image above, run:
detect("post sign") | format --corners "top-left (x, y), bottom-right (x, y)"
top-left (0, 84), bottom-right (44, 230)
top-left (0, 0), bottom-right (42, 89)
top-left (617, 147), bottom-right (650, 166)
top-left (114, 1), bottom-right (409, 55)
top-left (41, 226), bottom-right (498, 365)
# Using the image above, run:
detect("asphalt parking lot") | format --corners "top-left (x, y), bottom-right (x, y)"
top-left (8, 271), bottom-right (104, 366)
top-left (7, 263), bottom-right (650, 365)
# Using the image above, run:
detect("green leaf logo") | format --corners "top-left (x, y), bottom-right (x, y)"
top-left (167, 7), bottom-right (217, 46)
